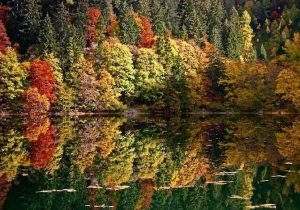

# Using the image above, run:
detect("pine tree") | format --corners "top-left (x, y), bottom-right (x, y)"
top-left (73, 0), bottom-right (88, 50)
top-left (150, 0), bottom-right (166, 36)
top-left (8, 0), bottom-right (42, 52)
top-left (260, 44), bottom-right (268, 61)
top-left (37, 14), bottom-right (58, 57)
top-left (240, 10), bottom-right (256, 62)
top-left (225, 7), bottom-right (243, 59)
top-left (118, 2), bottom-right (140, 45)
top-left (177, 0), bottom-right (199, 39)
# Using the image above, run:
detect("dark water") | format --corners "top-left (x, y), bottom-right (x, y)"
top-left (0, 114), bottom-right (300, 210)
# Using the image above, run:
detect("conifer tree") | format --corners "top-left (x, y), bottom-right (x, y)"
top-left (225, 7), bottom-right (243, 60)
top-left (118, 2), bottom-right (140, 45)
top-left (37, 14), bottom-right (58, 57)
top-left (8, 0), bottom-right (42, 52)
top-left (150, 0), bottom-right (166, 36)
top-left (73, 0), bottom-right (88, 50)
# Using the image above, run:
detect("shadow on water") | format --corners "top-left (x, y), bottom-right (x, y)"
top-left (0, 114), bottom-right (300, 210)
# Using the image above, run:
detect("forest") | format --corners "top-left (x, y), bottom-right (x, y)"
top-left (0, 0), bottom-right (300, 113)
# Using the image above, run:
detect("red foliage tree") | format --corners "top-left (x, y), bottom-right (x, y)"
top-left (138, 17), bottom-right (154, 48)
top-left (0, 175), bottom-right (11, 210)
top-left (30, 125), bottom-right (56, 169)
top-left (87, 7), bottom-right (101, 46)
top-left (29, 60), bottom-right (57, 103)
top-left (0, 20), bottom-right (11, 53)
top-left (0, 6), bottom-right (9, 22)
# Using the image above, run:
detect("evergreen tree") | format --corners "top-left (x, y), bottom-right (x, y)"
top-left (118, 2), bottom-right (140, 45)
top-left (37, 14), bottom-right (58, 57)
top-left (177, 0), bottom-right (199, 39)
top-left (73, 0), bottom-right (88, 50)
top-left (225, 7), bottom-right (243, 59)
top-left (8, 0), bottom-right (42, 52)
top-left (150, 0), bottom-right (166, 36)
top-left (260, 44), bottom-right (268, 61)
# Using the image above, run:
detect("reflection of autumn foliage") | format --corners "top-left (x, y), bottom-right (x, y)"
top-left (30, 125), bottom-right (56, 169)
top-left (23, 115), bottom-right (50, 142)
top-left (0, 175), bottom-right (11, 210)
top-left (28, 60), bottom-right (57, 103)
top-left (102, 134), bottom-right (136, 187)
top-left (87, 7), bottom-right (101, 45)
top-left (276, 119), bottom-right (300, 162)
top-left (170, 138), bottom-right (209, 187)
top-left (0, 130), bottom-right (28, 181)
top-left (22, 87), bottom-right (50, 115)
top-left (222, 120), bottom-right (270, 166)
top-left (135, 180), bottom-right (155, 210)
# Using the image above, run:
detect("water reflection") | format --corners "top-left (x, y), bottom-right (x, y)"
top-left (0, 115), bottom-right (300, 210)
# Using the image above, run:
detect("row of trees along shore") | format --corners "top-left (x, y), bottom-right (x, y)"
top-left (0, 0), bottom-right (300, 113)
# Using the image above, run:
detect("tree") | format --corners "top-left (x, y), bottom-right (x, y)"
top-left (98, 70), bottom-right (123, 110)
top-left (283, 33), bottom-right (300, 61)
top-left (276, 67), bottom-right (300, 110)
top-left (177, 0), bottom-right (199, 39)
top-left (150, 0), bottom-right (166, 36)
top-left (118, 2), bottom-right (140, 45)
top-left (73, 56), bottom-right (102, 111)
top-left (138, 17), bottom-right (155, 48)
top-left (8, 0), bottom-right (42, 51)
top-left (22, 87), bottom-right (50, 115)
top-left (102, 38), bottom-right (135, 98)
top-left (37, 14), bottom-right (58, 57)
top-left (225, 7), bottom-right (243, 60)
top-left (0, 20), bottom-right (11, 54)
top-left (0, 48), bottom-right (27, 110)
top-left (135, 48), bottom-right (164, 104)
top-left (28, 59), bottom-right (57, 103)
top-left (240, 10), bottom-right (256, 62)
top-left (87, 7), bottom-right (101, 46)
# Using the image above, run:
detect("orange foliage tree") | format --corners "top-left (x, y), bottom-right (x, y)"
top-left (106, 14), bottom-right (119, 36)
top-left (138, 17), bottom-right (154, 48)
top-left (22, 87), bottom-right (50, 115)
top-left (0, 6), bottom-right (9, 22)
top-left (28, 60), bottom-right (57, 103)
top-left (87, 7), bottom-right (101, 45)
top-left (30, 125), bottom-right (56, 169)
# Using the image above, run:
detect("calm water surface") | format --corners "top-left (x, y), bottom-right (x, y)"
top-left (0, 115), bottom-right (300, 210)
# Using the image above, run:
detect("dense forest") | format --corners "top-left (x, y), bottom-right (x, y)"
top-left (0, 0), bottom-right (300, 113)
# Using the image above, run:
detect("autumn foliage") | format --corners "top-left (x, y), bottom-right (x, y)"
top-left (30, 125), bottom-right (56, 169)
top-left (0, 20), bottom-right (11, 54)
top-left (87, 7), bottom-right (101, 45)
top-left (138, 17), bottom-right (155, 48)
top-left (106, 14), bottom-right (119, 36)
top-left (22, 87), bottom-right (50, 115)
top-left (0, 6), bottom-right (9, 22)
top-left (28, 60), bottom-right (57, 103)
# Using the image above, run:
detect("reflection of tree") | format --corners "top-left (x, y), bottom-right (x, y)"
top-left (276, 118), bottom-right (300, 162)
top-left (0, 129), bottom-right (28, 181)
top-left (135, 127), bottom-right (166, 180)
top-left (101, 134), bottom-right (136, 187)
top-left (135, 180), bottom-right (155, 210)
top-left (221, 118), bottom-right (278, 166)
top-left (23, 115), bottom-right (50, 142)
top-left (30, 125), bottom-right (56, 169)
top-left (0, 175), bottom-right (11, 210)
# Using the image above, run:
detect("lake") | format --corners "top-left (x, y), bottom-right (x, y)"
top-left (0, 114), bottom-right (300, 210)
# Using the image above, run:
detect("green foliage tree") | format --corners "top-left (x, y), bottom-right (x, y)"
top-left (135, 48), bottom-right (165, 104)
top-left (150, 0), bottom-right (166, 36)
top-left (102, 39), bottom-right (135, 99)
